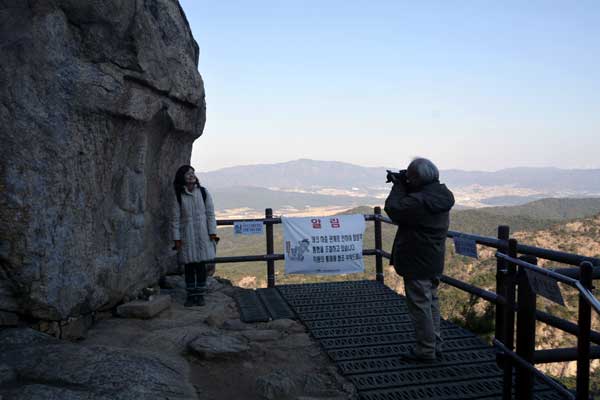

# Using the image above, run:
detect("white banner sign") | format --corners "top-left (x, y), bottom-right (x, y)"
top-left (282, 214), bottom-right (366, 275)
top-left (233, 221), bottom-right (264, 235)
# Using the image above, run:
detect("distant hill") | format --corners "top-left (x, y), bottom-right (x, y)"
top-left (200, 159), bottom-right (385, 190)
top-left (443, 167), bottom-right (600, 192)
top-left (199, 159), bottom-right (600, 193)
top-left (472, 198), bottom-right (600, 220)
top-left (451, 198), bottom-right (600, 236)
top-left (480, 195), bottom-right (546, 206)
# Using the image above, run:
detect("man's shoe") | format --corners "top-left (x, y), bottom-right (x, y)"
top-left (436, 349), bottom-right (444, 360)
top-left (400, 348), bottom-right (436, 363)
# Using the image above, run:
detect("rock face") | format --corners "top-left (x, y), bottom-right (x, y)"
top-left (0, 0), bottom-right (205, 321)
top-left (0, 328), bottom-right (196, 400)
top-left (0, 278), bottom-right (358, 399)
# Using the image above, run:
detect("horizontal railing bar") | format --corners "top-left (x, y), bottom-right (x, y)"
top-left (375, 214), bottom-right (393, 224)
top-left (517, 243), bottom-right (600, 267)
top-left (440, 275), bottom-right (506, 305)
top-left (219, 214), bottom-right (380, 226)
top-left (535, 310), bottom-right (600, 345)
top-left (448, 230), bottom-right (504, 249)
top-left (534, 346), bottom-right (600, 364)
top-left (496, 253), bottom-right (579, 286)
top-left (217, 217), bottom-right (281, 226)
top-left (378, 249), bottom-right (391, 259)
top-left (552, 266), bottom-right (600, 280)
top-left (215, 249), bottom-right (380, 264)
top-left (493, 339), bottom-right (575, 400)
top-left (214, 254), bottom-right (284, 263)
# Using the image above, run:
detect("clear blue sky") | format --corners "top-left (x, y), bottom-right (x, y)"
top-left (179, 1), bottom-right (599, 172)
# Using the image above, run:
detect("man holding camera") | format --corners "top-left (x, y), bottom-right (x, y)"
top-left (384, 158), bottom-right (455, 363)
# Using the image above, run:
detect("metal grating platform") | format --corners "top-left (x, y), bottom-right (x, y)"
top-left (236, 288), bottom-right (297, 323)
top-left (276, 280), bottom-right (569, 400)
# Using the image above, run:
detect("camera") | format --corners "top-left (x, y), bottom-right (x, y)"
top-left (386, 169), bottom-right (407, 184)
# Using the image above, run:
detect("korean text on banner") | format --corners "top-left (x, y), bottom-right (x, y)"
top-left (282, 215), bottom-right (366, 275)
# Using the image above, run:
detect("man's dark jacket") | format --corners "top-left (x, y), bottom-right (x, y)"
top-left (384, 181), bottom-right (455, 280)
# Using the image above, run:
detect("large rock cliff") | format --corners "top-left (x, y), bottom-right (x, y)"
top-left (0, 0), bottom-right (205, 323)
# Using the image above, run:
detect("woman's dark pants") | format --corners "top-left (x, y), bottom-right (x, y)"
top-left (184, 262), bottom-right (207, 306)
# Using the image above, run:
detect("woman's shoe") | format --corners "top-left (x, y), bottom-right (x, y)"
top-left (195, 295), bottom-right (205, 306)
top-left (184, 296), bottom-right (195, 307)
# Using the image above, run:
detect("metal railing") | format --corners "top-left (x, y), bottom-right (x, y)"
top-left (214, 207), bottom-right (600, 400)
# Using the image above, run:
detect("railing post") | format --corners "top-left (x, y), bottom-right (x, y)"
top-left (374, 206), bottom-right (384, 284)
top-left (576, 261), bottom-right (593, 400)
top-left (496, 225), bottom-right (510, 350)
top-left (502, 238), bottom-right (518, 400)
top-left (515, 255), bottom-right (537, 400)
top-left (265, 208), bottom-right (275, 288)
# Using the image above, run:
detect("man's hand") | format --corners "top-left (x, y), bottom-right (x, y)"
top-left (173, 240), bottom-right (182, 251)
top-left (210, 234), bottom-right (220, 243)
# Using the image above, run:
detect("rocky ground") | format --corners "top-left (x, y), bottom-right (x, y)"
top-left (0, 276), bottom-right (357, 400)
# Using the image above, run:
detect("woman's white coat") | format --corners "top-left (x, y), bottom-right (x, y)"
top-left (171, 186), bottom-right (217, 264)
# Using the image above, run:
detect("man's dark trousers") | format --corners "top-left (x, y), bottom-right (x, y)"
top-left (404, 277), bottom-right (443, 360)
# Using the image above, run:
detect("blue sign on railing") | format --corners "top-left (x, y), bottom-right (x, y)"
top-left (233, 221), bottom-right (264, 235)
top-left (453, 236), bottom-right (478, 259)
top-left (525, 269), bottom-right (565, 306)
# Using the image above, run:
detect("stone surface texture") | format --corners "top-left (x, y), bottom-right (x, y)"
top-left (0, 0), bottom-right (205, 321)
top-left (0, 328), bottom-right (195, 400)
top-left (0, 278), bottom-right (357, 400)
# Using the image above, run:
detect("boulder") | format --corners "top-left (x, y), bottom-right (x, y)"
top-left (241, 329), bottom-right (281, 342)
top-left (0, 0), bottom-right (205, 321)
top-left (256, 370), bottom-right (298, 400)
top-left (0, 311), bottom-right (18, 327)
top-left (116, 295), bottom-right (171, 319)
top-left (266, 318), bottom-right (306, 333)
top-left (0, 328), bottom-right (196, 399)
top-left (0, 364), bottom-right (16, 386)
top-left (187, 332), bottom-right (250, 359)
top-left (222, 318), bottom-right (252, 331)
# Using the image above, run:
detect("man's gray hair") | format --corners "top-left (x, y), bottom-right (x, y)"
top-left (408, 158), bottom-right (439, 185)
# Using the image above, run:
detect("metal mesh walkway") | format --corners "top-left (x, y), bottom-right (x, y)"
top-left (276, 280), bottom-right (566, 400)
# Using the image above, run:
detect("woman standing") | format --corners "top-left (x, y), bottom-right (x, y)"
top-left (171, 165), bottom-right (219, 307)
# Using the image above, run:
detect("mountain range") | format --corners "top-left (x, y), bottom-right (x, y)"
top-left (199, 159), bottom-right (600, 192)
top-left (200, 159), bottom-right (600, 211)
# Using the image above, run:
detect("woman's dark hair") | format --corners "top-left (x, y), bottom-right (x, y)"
top-left (174, 165), bottom-right (199, 205)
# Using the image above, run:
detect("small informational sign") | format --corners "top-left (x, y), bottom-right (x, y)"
top-left (525, 269), bottom-right (565, 306)
top-left (233, 221), bottom-right (264, 235)
top-left (453, 236), bottom-right (478, 259)
top-left (282, 215), bottom-right (366, 275)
